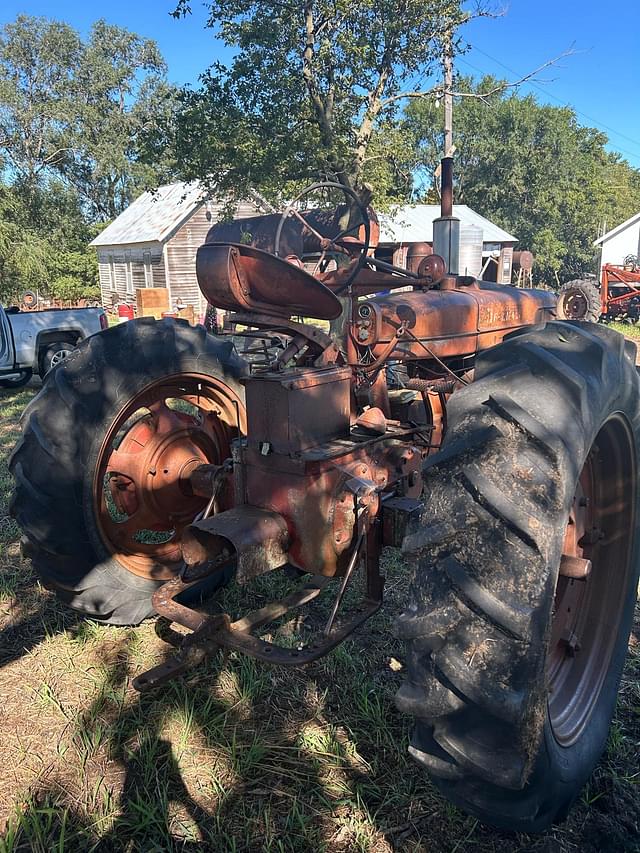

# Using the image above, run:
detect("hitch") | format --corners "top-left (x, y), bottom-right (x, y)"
top-left (133, 520), bottom-right (384, 692)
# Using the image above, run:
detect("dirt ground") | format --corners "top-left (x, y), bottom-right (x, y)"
top-left (1, 382), bottom-right (639, 853)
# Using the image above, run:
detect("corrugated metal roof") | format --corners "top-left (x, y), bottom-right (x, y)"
top-left (378, 204), bottom-right (517, 245)
top-left (90, 181), bottom-right (206, 247)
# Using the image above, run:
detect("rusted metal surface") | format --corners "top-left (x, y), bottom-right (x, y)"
top-left (128, 170), bottom-right (568, 677)
top-left (93, 374), bottom-right (244, 580)
top-left (244, 366), bottom-right (352, 454)
top-left (548, 418), bottom-right (635, 746)
top-left (440, 156), bottom-right (454, 218)
top-left (601, 263), bottom-right (640, 321)
top-left (559, 554), bottom-right (592, 580)
top-left (234, 413), bottom-right (424, 577)
top-left (355, 407), bottom-right (387, 434)
top-left (405, 377), bottom-right (458, 394)
top-left (196, 242), bottom-right (342, 320)
top-left (182, 506), bottom-right (290, 584)
top-left (512, 250), bottom-right (534, 271)
top-left (133, 534), bottom-right (385, 691)
top-left (350, 284), bottom-right (555, 362)
top-left (406, 242), bottom-right (433, 273)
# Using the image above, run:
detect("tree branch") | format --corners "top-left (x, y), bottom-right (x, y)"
top-left (379, 47), bottom-right (576, 108)
top-left (301, 0), bottom-right (333, 149)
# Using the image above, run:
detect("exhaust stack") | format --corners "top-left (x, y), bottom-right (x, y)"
top-left (432, 156), bottom-right (460, 275)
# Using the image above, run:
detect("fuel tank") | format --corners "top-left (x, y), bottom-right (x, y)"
top-left (352, 280), bottom-right (556, 360)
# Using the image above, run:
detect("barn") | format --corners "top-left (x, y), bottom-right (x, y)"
top-left (594, 212), bottom-right (640, 268)
top-left (90, 182), bottom-right (269, 316)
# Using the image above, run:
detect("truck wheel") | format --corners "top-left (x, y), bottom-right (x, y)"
top-left (395, 321), bottom-right (640, 832)
top-left (0, 369), bottom-right (32, 389)
top-left (39, 339), bottom-right (76, 376)
top-left (556, 279), bottom-right (601, 322)
top-left (10, 318), bottom-right (247, 625)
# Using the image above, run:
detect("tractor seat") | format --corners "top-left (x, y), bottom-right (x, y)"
top-left (196, 242), bottom-right (342, 321)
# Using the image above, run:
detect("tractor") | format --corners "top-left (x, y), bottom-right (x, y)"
top-left (10, 174), bottom-right (640, 834)
top-left (557, 259), bottom-right (640, 323)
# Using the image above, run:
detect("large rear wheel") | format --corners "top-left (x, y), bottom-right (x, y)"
top-left (395, 321), bottom-right (640, 831)
top-left (10, 318), bottom-right (246, 624)
top-left (557, 279), bottom-right (601, 322)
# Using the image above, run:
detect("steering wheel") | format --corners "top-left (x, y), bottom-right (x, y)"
top-left (274, 182), bottom-right (371, 293)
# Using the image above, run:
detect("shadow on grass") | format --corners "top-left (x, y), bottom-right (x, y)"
top-left (3, 592), bottom-right (640, 853)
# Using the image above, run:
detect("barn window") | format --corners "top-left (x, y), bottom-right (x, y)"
top-left (107, 254), bottom-right (115, 290)
top-left (125, 251), bottom-right (134, 295)
top-left (143, 251), bottom-right (152, 287)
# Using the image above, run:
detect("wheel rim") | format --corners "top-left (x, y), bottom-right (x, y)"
top-left (92, 373), bottom-right (244, 580)
top-left (547, 414), bottom-right (636, 746)
top-left (51, 348), bottom-right (72, 369)
top-left (561, 290), bottom-right (588, 320)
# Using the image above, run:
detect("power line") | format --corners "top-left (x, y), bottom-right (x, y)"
top-left (469, 44), bottom-right (640, 161)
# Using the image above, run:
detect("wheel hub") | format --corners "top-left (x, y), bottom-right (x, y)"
top-left (94, 375), bottom-right (242, 580)
top-left (562, 291), bottom-right (587, 320)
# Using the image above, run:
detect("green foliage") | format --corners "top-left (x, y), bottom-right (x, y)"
top-left (406, 76), bottom-right (640, 282)
top-left (0, 184), bottom-right (49, 301)
top-left (164, 0), bottom-right (468, 207)
top-left (0, 15), bottom-right (176, 221)
top-left (0, 15), bottom-right (175, 299)
top-left (48, 251), bottom-right (99, 302)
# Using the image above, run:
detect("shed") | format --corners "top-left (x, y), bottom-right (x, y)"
top-left (593, 213), bottom-right (640, 268)
top-left (90, 182), bottom-right (269, 315)
top-left (377, 204), bottom-right (518, 283)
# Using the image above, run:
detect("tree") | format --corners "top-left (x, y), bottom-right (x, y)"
top-left (405, 76), bottom-right (640, 281)
top-left (0, 15), bottom-right (176, 299)
top-left (0, 16), bottom-right (80, 195)
top-left (0, 184), bottom-right (49, 300)
top-left (165, 0), bottom-right (492, 207)
top-left (0, 15), bottom-right (175, 220)
top-left (56, 20), bottom-right (175, 219)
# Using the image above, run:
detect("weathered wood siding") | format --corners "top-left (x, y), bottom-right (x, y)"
top-left (165, 200), bottom-right (263, 315)
top-left (96, 197), bottom-right (266, 312)
top-left (97, 244), bottom-right (165, 306)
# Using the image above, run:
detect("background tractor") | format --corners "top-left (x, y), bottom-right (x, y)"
top-left (10, 169), bottom-right (640, 834)
top-left (557, 257), bottom-right (640, 323)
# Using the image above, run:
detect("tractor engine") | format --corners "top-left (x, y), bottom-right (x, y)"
top-left (182, 362), bottom-right (424, 583)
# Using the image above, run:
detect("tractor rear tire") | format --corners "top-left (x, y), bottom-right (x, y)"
top-left (557, 279), bottom-right (601, 322)
top-left (395, 321), bottom-right (640, 832)
top-left (10, 318), bottom-right (246, 625)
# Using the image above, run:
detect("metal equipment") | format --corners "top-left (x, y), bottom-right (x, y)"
top-left (12, 161), bottom-right (640, 835)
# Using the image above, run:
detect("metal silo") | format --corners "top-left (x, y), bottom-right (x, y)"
top-left (458, 224), bottom-right (483, 278)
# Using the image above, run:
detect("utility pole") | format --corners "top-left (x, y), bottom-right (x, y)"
top-left (443, 28), bottom-right (453, 158)
top-left (432, 26), bottom-right (459, 274)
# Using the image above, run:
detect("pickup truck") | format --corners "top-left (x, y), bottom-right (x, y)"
top-left (0, 303), bottom-right (108, 388)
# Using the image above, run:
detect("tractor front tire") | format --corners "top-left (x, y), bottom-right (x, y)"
top-left (396, 321), bottom-right (640, 832)
top-left (557, 279), bottom-right (601, 322)
top-left (10, 318), bottom-right (246, 625)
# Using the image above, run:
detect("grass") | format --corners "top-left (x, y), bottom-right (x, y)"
top-left (1, 380), bottom-right (639, 852)
top-left (608, 320), bottom-right (640, 341)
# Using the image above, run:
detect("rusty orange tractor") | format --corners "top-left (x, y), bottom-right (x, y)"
top-left (557, 260), bottom-right (640, 323)
top-left (11, 174), bottom-right (640, 833)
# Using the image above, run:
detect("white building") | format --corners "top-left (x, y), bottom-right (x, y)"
top-left (593, 213), bottom-right (640, 268)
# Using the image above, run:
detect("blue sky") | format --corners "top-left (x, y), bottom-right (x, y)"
top-left (2, 0), bottom-right (640, 168)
